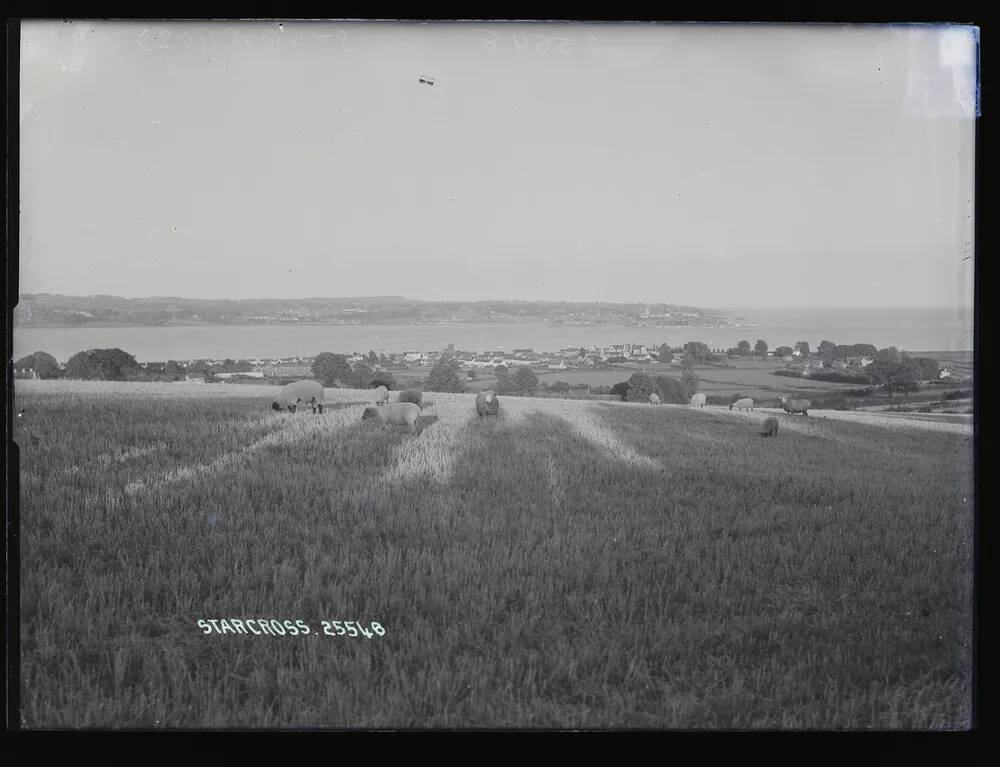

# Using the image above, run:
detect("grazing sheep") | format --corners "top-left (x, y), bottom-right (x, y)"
top-left (371, 385), bottom-right (389, 405)
top-left (476, 390), bottom-right (500, 416)
top-left (689, 392), bottom-right (707, 408)
top-left (780, 396), bottom-right (811, 416)
top-left (730, 397), bottom-right (754, 411)
top-left (649, 393), bottom-right (661, 405)
top-left (761, 416), bottom-right (779, 437)
top-left (397, 389), bottom-right (423, 407)
top-left (271, 380), bottom-right (325, 414)
top-left (363, 402), bottom-right (421, 433)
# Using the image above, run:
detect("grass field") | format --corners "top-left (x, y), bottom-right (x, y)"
top-left (14, 380), bottom-right (974, 729)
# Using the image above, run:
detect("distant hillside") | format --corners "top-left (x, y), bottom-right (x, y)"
top-left (15, 294), bottom-right (743, 328)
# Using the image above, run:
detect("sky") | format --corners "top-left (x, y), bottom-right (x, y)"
top-left (19, 21), bottom-right (977, 309)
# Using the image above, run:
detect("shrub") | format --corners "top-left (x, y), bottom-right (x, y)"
top-left (610, 382), bottom-right (630, 401)
top-left (944, 389), bottom-right (973, 400)
top-left (653, 375), bottom-right (688, 404)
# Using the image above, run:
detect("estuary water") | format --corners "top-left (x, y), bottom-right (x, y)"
top-left (13, 306), bottom-right (973, 363)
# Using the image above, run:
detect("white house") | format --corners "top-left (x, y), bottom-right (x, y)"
top-left (939, 367), bottom-right (952, 379)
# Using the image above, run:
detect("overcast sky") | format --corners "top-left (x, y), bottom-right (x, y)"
top-left (19, 21), bottom-right (977, 308)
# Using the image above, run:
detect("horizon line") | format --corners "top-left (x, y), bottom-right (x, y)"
top-left (16, 293), bottom-right (974, 311)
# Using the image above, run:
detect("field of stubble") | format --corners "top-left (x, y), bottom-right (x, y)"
top-left (14, 380), bottom-right (974, 729)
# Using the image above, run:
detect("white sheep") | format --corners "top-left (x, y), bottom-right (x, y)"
top-left (371, 385), bottom-right (389, 405)
top-left (397, 389), bottom-right (423, 407)
top-left (271, 380), bottom-right (325, 413)
top-left (689, 392), bottom-right (707, 408)
top-left (476, 391), bottom-right (500, 416)
top-left (761, 416), bottom-right (779, 437)
top-left (779, 396), bottom-right (811, 415)
top-left (362, 402), bottom-right (421, 433)
top-left (730, 397), bottom-right (754, 411)
top-left (649, 393), bottom-right (661, 405)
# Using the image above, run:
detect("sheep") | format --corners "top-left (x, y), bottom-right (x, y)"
top-left (761, 416), bottom-right (779, 437)
top-left (397, 389), bottom-right (423, 407)
top-left (476, 390), bottom-right (500, 416)
top-left (271, 380), bottom-right (325, 414)
top-left (730, 397), bottom-right (754, 411)
top-left (779, 396), bottom-right (811, 416)
top-left (371, 385), bottom-right (389, 405)
top-left (649, 393), bottom-right (661, 405)
top-left (689, 392), bottom-right (707, 408)
top-left (362, 402), bottom-right (421, 433)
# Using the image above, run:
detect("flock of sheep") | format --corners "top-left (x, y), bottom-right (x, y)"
top-left (657, 391), bottom-right (810, 437)
top-left (270, 379), bottom-right (809, 439)
top-left (270, 379), bottom-right (502, 435)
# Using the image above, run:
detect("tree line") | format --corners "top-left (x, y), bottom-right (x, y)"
top-left (16, 349), bottom-right (267, 382)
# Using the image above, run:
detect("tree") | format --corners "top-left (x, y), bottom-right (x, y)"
top-left (681, 357), bottom-right (700, 398)
top-left (881, 359), bottom-right (921, 399)
top-left (867, 355), bottom-right (918, 399)
top-left (610, 381), bottom-right (630, 401)
top-left (348, 363), bottom-right (373, 389)
top-left (653, 375), bottom-right (688, 404)
top-left (913, 357), bottom-right (940, 381)
top-left (425, 359), bottom-right (467, 393)
top-left (737, 340), bottom-right (751, 356)
top-left (818, 340), bottom-right (837, 367)
top-left (312, 352), bottom-right (351, 386)
top-left (875, 347), bottom-right (901, 365)
top-left (683, 341), bottom-right (710, 362)
top-left (579, 347), bottom-right (587, 358)
top-left (164, 360), bottom-right (184, 380)
top-left (14, 351), bottom-right (60, 379)
top-left (774, 346), bottom-right (794, 358)
top-left (625, 372), bottom-right (656, 402)
top-left (367, 350), bottom-right (379, 365)
top-left (659, 343), bottom-right (673, 363)
top-left (754, 340), bottom-right (768, 358)
top-left (494, 366), bottom-right (515, 395)
top-left (513, 366), bottom-right (539, 395)
top-left (795, 341), bottom-right (810, 357)
top-left (550, 380), bottom-right (571, 394)
top-left (64, 348), bottom-right (139, 380)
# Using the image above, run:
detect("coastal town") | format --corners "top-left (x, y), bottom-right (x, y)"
top-left (14, 339), bottom-right (966, 389)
